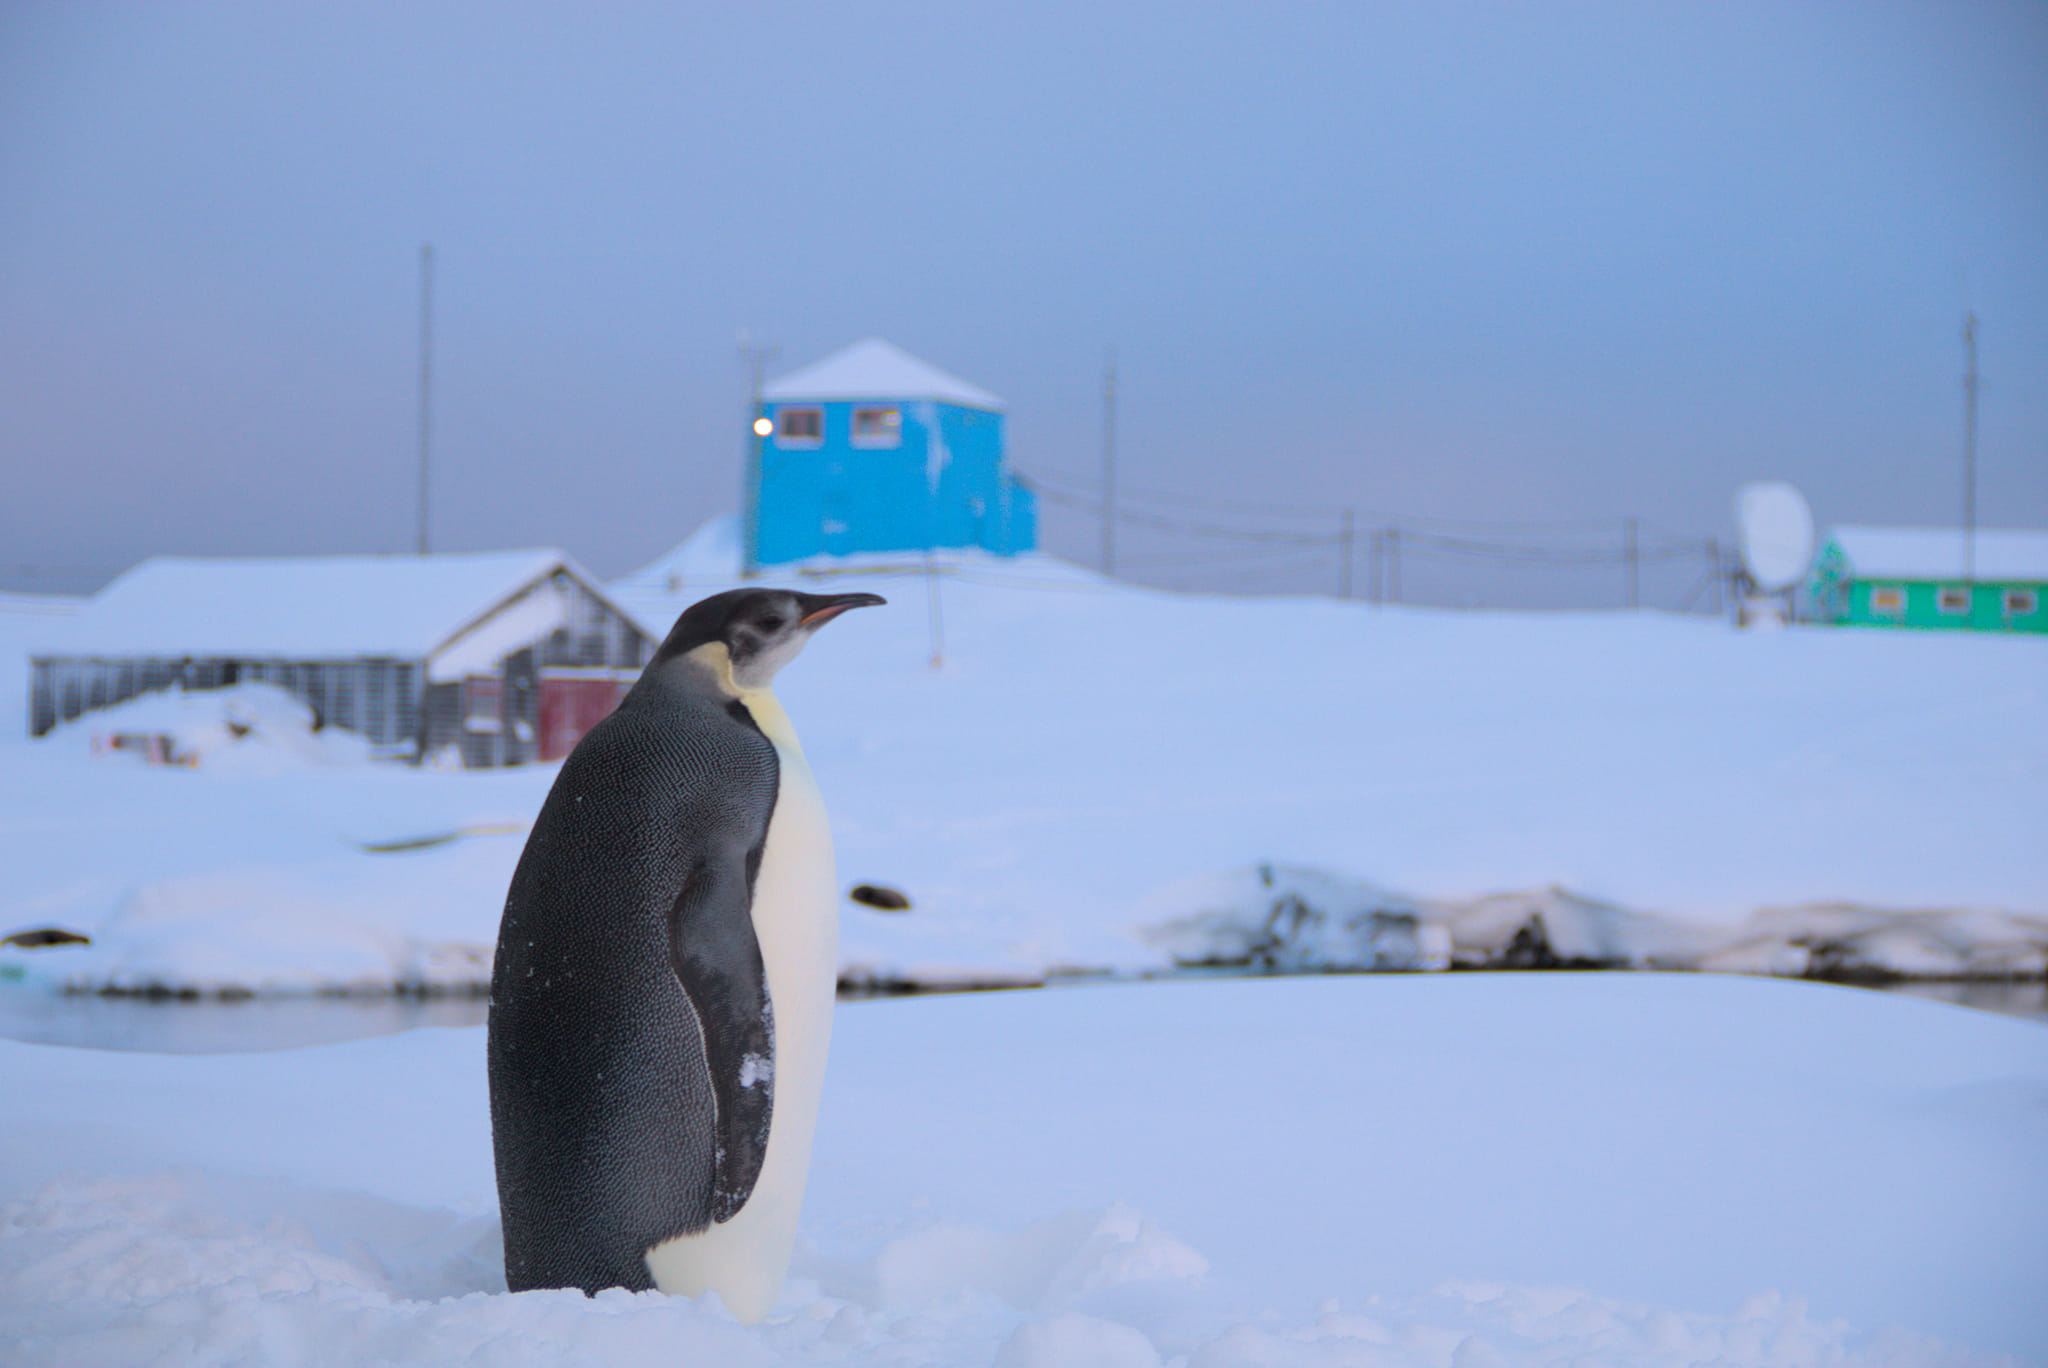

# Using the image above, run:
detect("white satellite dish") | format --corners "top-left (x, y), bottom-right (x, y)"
top-left (1735, 482), bottom-right (1815, 592)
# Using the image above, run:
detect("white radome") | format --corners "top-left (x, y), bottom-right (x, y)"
top-left (1735, 481), bottom-right (1816, 592)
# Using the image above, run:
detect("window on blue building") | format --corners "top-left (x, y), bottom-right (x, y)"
top-left (778, 408), bottom-right (822, 444)
top-left (852, 406), bottom-right (901, 447)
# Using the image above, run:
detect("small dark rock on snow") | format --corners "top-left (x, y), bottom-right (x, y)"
top-left (848, 884), bottom-right (912, 913)
top-left (2, 927), bottom-right (91, 949)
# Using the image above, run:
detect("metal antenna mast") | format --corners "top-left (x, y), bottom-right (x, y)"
top-left (1962, 311), bottom-right (1978, 581)
top-left (738, 333), bottom-right (779, 577)
top-left (417, 243), bottom-right (433, 555)
top-left (1102, 346), bottom-right (1118, 577)
top-left (1625, 516), bottom-right (1639, 609)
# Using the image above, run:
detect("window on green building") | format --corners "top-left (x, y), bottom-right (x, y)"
top-left (1870, 586), bottom-right (1905, 614)
top-left (2006, 588), bottom-right (2038, 617)
top-left (1937, 587), bottom-right (1970, 614)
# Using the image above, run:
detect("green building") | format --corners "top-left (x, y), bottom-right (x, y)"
top-left (1809, 527), bottom-right (2048, 633)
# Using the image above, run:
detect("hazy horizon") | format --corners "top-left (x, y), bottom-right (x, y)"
top-left (5, 2), bottom-right (2043, 608)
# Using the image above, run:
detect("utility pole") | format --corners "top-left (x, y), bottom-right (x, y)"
top-left (1101, 346), bottom-right (1117, 578)
top-left (1962, 311), bottom-right (1978, 581)
top-left (1625, 516), bottom-right (1639, 609)
top-left (740, 333), bottom-right (777, 412)
top-left (925, 548), bottom-right (945, 669)
top-left (1339, 507), bottom-right (1354, 599)
top-left (738, 333), bottom-right (779, 577)
top-left (417, 243), bottom-right (433, 555)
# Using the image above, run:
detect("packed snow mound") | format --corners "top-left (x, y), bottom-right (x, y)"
top-left (28, 855), bottom-right (2043, 998)
top-left (5, 975), bottom-right (2046, 1365)
top-left (1138, 864), bottom-right (1448, 971)
top-left (49, 680), bottom-right (371, 770)
top-left (5, 527), bottom-right (2045, 996)
top-left (1705, 902), bottom-right (2048, 980)
top-left (1135, 864), bottom-right (2048, 982)
top-left (12, 863), bottom-right (496, 998)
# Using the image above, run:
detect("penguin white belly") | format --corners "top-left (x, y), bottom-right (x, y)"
top-left (644, 690), bottom-right (838, 1322)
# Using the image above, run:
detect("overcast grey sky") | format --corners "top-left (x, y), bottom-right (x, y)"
top-left (4, 1), bottom-right (2044, 605)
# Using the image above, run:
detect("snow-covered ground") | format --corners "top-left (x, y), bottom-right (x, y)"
top-left (6, 533), bottom-right (2046, 1365)
top-left (3, 520), bottom-right (2044, 994)
top-left (5, 972), bottom-right (2045, 1366)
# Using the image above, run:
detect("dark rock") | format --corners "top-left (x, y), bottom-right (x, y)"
top-left (2, 927), bottom-right (91, 949)
top-left (849, 883), bottom-right (912, 912)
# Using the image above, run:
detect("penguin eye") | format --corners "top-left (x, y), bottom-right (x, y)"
top-left (757, 613), bottom-right (786, 634)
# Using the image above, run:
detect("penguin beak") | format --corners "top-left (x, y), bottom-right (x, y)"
top-left (797, 592), bottom-right (886, 630)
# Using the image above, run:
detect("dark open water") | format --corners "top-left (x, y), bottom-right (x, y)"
top-left (0, 986), bottom-right (491, 1054)
top-left (0, 975), bottom-right (2042, 1056)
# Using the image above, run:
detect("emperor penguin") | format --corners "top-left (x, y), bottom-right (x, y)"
top-left (487, 586), bottom-right (883, 1320)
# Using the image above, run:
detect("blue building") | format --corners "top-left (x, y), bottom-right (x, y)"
top-left (746, 338), bottom-right (1037, 569)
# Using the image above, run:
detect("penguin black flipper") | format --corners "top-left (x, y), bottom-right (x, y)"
top-left (667, 840), bottom-right (775, 1223)
top-left (489, 694), bottom-right (780, 1295)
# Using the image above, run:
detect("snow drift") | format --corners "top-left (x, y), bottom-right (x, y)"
top-left (4, 973), bottom-right (2045, 1366)
top-left (3, 527), bottom-right (2043, 997)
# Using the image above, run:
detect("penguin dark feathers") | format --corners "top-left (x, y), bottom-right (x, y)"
top-left (488, 586), bottom-right (882, 1319)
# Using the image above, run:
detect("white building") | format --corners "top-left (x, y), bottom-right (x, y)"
top-left (28, 551), bottom-right (656, 766)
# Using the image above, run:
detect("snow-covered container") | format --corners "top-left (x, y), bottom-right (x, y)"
top-left (28, 551), bottom-right (656, 767)
top-left (1809, 525), bottom-right (2048, 633)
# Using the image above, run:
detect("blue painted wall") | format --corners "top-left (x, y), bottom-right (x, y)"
top-left (748, 396), bottom-right (1037, 567)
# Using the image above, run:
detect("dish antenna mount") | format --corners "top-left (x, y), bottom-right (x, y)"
top-left (1733, 482), bottom-right (1815, 626)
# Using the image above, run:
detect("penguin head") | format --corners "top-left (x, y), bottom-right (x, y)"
top-left (655, 588), bottom-right (886, 693)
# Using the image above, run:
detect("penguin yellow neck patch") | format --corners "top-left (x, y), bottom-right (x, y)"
top-left (683, 642), bottom-right (805, 759)
top-left (683, 641), bottom-right (745, 697)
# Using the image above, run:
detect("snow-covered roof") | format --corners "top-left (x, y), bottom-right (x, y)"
top-left (34, 550), bottom-right (632, 661)
top-left (1825, 527), bottom-right (2048, 582)
top-left (609, 516), bottom-right (745, 596)
top-left (761, 338), bottom-right (1003, 410)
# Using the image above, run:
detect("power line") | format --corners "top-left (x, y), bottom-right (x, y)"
top-left (1025, 472), bottom-right (1711, 562)
top-left (1014, 463), bottom-right (1724, 609)
top-left (1023, 465), bottom-right (1658, 535)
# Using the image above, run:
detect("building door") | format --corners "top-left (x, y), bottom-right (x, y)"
top-left (538, 673), bottom-right (631, 762)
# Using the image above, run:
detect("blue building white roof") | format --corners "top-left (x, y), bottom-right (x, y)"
top-left (747, 339), bottom-right (1035, 569)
